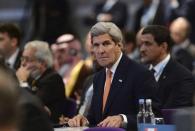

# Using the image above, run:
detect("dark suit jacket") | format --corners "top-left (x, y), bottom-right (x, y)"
top-left (32, 68), bottom-right (66, 123)
top-left (157, 58), bottom-right (195, 108)
top-left (13, 50), bottom-right (22, 70)
top-left (87, 55), bottom-right (160, 130)
top-left (172, 48), bottom-right (194, 71)
top-left (19, 88), bottom-right (53, 131)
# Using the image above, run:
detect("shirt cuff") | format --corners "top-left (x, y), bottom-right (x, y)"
top-left (20, 81), bottom-right (29, 88)
top-left (120, 114), bottom-right (128, 128)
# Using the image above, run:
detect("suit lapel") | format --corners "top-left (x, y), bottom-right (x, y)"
top-left (13, 50), bottom-right (22, 70)
top-left (95, 70), bottom-right (106, 116)
top-left (158, 58), bottom-right (173, 84)
top-left (103, 55), bottom-right (128, 115)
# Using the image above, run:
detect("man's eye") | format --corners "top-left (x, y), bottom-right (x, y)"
top-left (103, 42), bottom-right (111, 46)
top-left (145, 42), bottom-right (153, 46)
top-left (93, 44), bottom-right (98, 47)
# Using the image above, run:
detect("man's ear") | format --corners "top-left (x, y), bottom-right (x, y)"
top-left (117, 42), bottom-right (124, 50)
top-left (11, 38), bottom-right (18, 47)
top-left (161, 42), bottom-right (168, 51)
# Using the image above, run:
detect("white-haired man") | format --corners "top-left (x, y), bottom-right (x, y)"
top-left (68, 22), bottom-right (160, 130)
top-left (16, 40), bottom-right (66, 123)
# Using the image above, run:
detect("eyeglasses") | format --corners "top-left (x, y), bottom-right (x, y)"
top-left (20, 56), bottom-right (36, 62)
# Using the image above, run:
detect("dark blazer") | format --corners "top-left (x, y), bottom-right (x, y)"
top-left (32, 68), bottom-right (66, 123)
top-left (172, 48), bottom-right (194, 71)
top-left (19, 88), bottom-right (53, 131)
top-left (13, 50), bottom-right (23, 70)
top-left (157, 58), bottom-right (195, 108)
top-left (87, 55), bottom-right (160, 130)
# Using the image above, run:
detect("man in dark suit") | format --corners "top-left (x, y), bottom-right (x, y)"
top-left (170, 17), bottom-right (195, 71)
top-left (68, 22), bottom-right (160, 130)
top-left (138, 25), bottom-right (195, 108)
top-left (0, 23), bottom-right (22, 70)
top-left (16, 40), bottom-right (65, 123)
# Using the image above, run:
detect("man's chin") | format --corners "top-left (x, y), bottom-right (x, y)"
top-left (140, 58), bottom-right (149, 64)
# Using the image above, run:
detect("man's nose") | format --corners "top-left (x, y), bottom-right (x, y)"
top-left (97, 45), bottom-right (105, 54)
top-left (139, 44), bottom-right (146, 52)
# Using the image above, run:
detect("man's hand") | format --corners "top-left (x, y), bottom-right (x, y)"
top-left (59, 115), bottom-right (69, 125)
top-left (16, 66), bottom-right (30, 82)
top-left (68, 114), bottom-right (89, 127)
top-left (97, 115), bottom-right (123, 128)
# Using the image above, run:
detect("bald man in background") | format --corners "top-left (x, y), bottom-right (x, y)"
top-left (170, 17), bottom-right (195, 71)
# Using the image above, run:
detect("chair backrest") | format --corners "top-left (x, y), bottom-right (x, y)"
top-left (84, 127), bottom-right (125, 131)
top-left (161, 109), bottom-right (177, 124)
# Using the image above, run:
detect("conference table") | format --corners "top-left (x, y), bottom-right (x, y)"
top-left (54, 124), bottom-right (176, 131)
top-left (54, 127), bottom-right (88, 131)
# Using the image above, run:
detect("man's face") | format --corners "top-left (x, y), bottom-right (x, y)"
top-left (92, 34), bottom-right (121, 68)
top-left (51, 43), bottom-right (73, 69)
top-left (170, 25), bottom-right (186, 44)
top-left (21, 48), bottom-right (42, 78)
top-left (139, 34), bottom-right (165, 65)
top-left (0, 32), bottom-right (14, 58)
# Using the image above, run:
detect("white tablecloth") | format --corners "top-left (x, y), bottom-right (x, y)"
top-left (54, 127), bottom-right (88, 131)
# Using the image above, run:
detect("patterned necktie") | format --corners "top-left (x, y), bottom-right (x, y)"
top-left (102, 69), bottom-right (112, 112)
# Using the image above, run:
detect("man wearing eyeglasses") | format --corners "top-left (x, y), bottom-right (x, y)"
top-left (16, 40), bottom-right (66, 124)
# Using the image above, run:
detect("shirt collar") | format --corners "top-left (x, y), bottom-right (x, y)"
top-left (152, 54), bottom-right (170, 73)
top-left (106, 52), bottom-right (122, 76)
top-left (6, 48), bottom-right (19, 68)
top-left (149, 54), bottom-right (170, 81)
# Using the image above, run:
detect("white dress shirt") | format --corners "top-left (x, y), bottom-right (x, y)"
top-left (149, 54), bottom-right (170, 81)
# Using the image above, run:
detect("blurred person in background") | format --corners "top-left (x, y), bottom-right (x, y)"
top-left (0, 23), bottom-right (22, 70)
top-left (123, 31), bottom-right (140, 62)
top-left (16, 40), bottom-right (65, 124)
top-left (84, 0), bottom-right (128, 30)
top-left (134, 0), bottom-right (166, 32)
top-left (166, 0), bottom-right (195, 43)
top-left (51, 34), bottom-right (74, 77)
top-left (0, 64), bottom-right (20, 131)
top-left (170, 17), bottom-right (195, 71)
top-left (52, 34), bottom-right (92, 102)
top-left (32, 0), bottom-right (77, 44)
